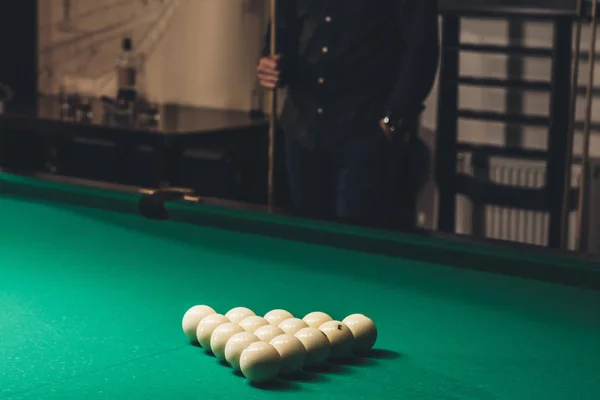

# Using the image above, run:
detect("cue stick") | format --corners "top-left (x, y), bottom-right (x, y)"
top-left (575, 0), bottom-right (598, 251)
top-left (560, 0), bottom-right (584, 249)
top-left (267, 0), bottom-right (277, 210)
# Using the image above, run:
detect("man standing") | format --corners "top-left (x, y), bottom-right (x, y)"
top-left (258, 0), bottom-right (438, 227)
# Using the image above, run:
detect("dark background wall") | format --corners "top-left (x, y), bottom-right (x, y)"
top-left (0, 0), bottom-right (38, 113)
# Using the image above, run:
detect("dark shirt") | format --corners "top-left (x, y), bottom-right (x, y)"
top-left (264, 0), bottom-right (439, 150)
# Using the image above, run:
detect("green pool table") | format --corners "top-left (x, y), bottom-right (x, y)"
top-left (1, 172), bottom-right (599, 400)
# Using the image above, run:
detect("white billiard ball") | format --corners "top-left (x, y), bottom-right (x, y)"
top-left (225, 307), bottom-right (256, 324)
top-left (278, 318), bottom-right (309, 335)
top-left (224, 332), bottom-right (260, 371)
top-left (294, 327), bottom-right (330, 367)
top-left (182, 305), bottom-right (216, 343)
top-left (264, 309), bottom-right (294, 326)
top-left (302, 311), bottom-right (332, 329)
top-left (342, 314), bottom-right (378, 353)
top-left (319, 321), bottom-right (354, 359)
top-left (254, 325), bottom-right (285, 343)
top-left (196, 313), bottom-right (230, 350)
top-left (210, 322), bottom-right (245, 361)
top-left (240, 341), bottom-right (282, 383)
top-left (269, 334), bottom-right (306, 375)
top-left (239, 316), bottom-right (269, 333)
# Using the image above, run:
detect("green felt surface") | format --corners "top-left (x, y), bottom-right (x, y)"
top-left (1, 175), bottom-right (600, 399)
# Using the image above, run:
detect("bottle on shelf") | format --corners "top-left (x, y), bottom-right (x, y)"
top-left (116, 37), bottom-right (138, 107)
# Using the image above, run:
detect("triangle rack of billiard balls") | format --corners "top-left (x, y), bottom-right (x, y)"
top-left (182, 305), bottom-right (378, 386)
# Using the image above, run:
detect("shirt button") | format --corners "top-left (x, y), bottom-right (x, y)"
top-left (322, 46), bottom-right (329, 54)
top-left (318, 77), bottom-right (325, 84)
top-left (324, 16), bottom-right (332, 23)
top-left (317, 108), bottom-right (324, 114)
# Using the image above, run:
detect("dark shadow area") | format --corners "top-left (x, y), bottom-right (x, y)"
top-left (281, 370), bottom-right (327, 383)
top-left (329, 356), bottom-right (377, 367)
top-left (0, 0), bottom-right (38, 114)
top-left (217, 359), bottom-right (229, 367)
top-left (306, 363), bottom-right (354, 375)
top-left (249, 379), bottom-right (300, 391)
top-left (362, 348), bottom-right (402, 360)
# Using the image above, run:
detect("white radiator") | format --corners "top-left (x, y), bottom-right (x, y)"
top-left (455, 153), bottom-right (584, 250)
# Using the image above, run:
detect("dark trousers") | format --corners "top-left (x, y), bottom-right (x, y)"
top-left (285, 124), bottom-right (417, 228)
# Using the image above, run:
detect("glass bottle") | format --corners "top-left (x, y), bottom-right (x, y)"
top-left (116, 37), bottom-right (138, 106)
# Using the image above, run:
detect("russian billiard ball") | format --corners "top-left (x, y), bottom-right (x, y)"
top-left (319, 320), bottom-right (354, 359)
top-left (196, 313), bottom-right (230, 351)
top-left (254, 325), bottom-right (285, 343)
top-left (269, 334), bottom-right (307, 375)
top-left (224, 331), bottom-right (260, 371)
top-left (182, 305), bottom-right (216, 343)
top-left (210, 322), bottom-right (245, 361)
top-left (302, 311), bottom-right (332, 329)
top-left (240, 341), bottom-right (282, 383)
top-left (225, 307), bottom-right (256, 324)
top-left (278, 318), bottom-right (309, 335)
top-left (264, 309), bottom-right (294, 326)
top-left (239, 316), bottom-right (269, 333)
top-left (294, 327), bottom-right (330, 367)
top-left (342, 313), bottom-right (378, 353)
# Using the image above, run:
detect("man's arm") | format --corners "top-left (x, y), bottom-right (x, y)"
top-left (383, 0), bottom-right (439, 132)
